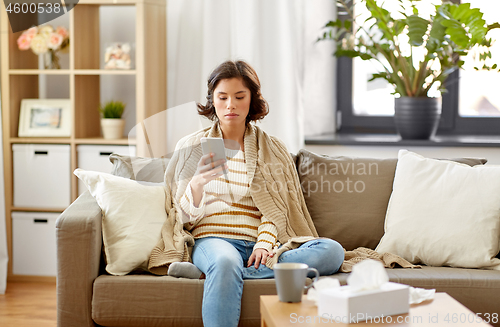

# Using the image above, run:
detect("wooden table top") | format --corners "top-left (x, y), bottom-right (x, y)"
top-left (260, 293), bottom-right (493, 327)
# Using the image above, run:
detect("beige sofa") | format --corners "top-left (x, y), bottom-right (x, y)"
top-left (56, 150), bottom-right (500, 327)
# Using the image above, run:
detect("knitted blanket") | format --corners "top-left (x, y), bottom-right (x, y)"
top-left (148, 122), bottom-right (319, 275)
top-left (341, 247), bottom-right (420, 273)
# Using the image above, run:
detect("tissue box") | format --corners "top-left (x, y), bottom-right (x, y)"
top-left (317, 282), bottom-right (409, 323)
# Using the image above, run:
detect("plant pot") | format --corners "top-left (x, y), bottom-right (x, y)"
top-left (101, 119), bottom-right (125, 140)
top-left (394, 97), bottom-right (441, 140)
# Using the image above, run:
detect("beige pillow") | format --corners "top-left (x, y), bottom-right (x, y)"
top-left (109, 154), bottom-right (170, 182)
top-left (74, 169), bottom-right (166, 275)
top-left (296, 149), bottom-right (487, 251)
top-left (376, 150), bottom-right (500, 270)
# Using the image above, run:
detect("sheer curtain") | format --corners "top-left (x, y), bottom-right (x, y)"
top-left (166, 0), bottom-right (336, 154)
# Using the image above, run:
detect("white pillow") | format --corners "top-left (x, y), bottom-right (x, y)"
top-left (376, 150), bottom-right (500, 270)
top-left (74, 169), bottom-right (166, 275)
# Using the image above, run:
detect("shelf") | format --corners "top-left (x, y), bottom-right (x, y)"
top-left (11, 138), bottom-right (71, 144)
top-left (75, 138), bottom-right (135, 145)
top-left (11, 137), bottom-right (136, 145)
top-left (75, 69), bottom-right (136, 75)
top-left (8, 69), bottom-right (136, 75)
top-left (1, 0), bottom-right (166, 282)
top-left (78, 0), bottom-right (165, 5)
top-left (9, 69), bottom-right (71, 75)
top-left (11, 207), bottom-right (66, 213)
top-left (78, 0), bottom-right (137, 4)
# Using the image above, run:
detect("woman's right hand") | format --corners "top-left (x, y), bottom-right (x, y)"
top-left (190, 153), bottom-right (228, 195)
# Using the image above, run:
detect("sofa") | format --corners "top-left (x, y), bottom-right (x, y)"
top-left (56, 149), bottom-right (500, 327)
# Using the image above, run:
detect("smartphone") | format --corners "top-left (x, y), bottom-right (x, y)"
top-left (200, 137), bottom-right (227, 174)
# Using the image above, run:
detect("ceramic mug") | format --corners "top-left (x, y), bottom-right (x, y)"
top-left (274, 263), bottom-right (319, 303)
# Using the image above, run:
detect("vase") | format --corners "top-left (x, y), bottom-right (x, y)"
top-left (394, 97), bottom-right (441, 140)
top-left (101, 119), bottom-right (125, 140)
top-left (44, 50), bottom-right (61, 69)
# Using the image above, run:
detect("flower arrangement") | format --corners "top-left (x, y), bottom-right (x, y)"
top-left (17, 25), bottom-right (70, 69)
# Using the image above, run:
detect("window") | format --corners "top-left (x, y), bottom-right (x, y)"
top-left (337, 0), bottom-right (500, 135)
top-left (459, 0), bottom-right (500, 118)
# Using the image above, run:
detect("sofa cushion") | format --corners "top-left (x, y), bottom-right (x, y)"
top-left (92, 275), bottom-right (279, 327)
top-left (74, 169), bottom-right (166, 275)
top-left (110, 153), bottom-right (295, 183)
top-left (296, 149), bottom-right (487, 251)
top-left (91, 267), bottom-right (500, 327)
top-left (109, 154), bottom-right (170, 182)
top-left (376, 150), bottom-right (500, 270)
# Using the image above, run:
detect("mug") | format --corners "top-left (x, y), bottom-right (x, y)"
top-left (274, 263), bottom-right (319, 303)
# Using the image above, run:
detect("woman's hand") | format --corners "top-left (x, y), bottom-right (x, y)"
top-left (248, 248), bottom-right (274, 269)
top-left (189, 153), bottom-right (227, 207)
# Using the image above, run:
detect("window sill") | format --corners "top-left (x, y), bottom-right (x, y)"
top-left (305, 133), bottom-right (500, 147)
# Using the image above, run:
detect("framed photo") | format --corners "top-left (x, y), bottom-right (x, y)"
top-left (18, 99), bottom-right (71, 137)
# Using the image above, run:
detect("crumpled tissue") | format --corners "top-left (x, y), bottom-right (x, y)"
top-left (347, 259), bottom-right (389, 292)
top-left (409, 287), bottom-right (436, 304)
top-left (307, 277), bottom-right (340, 305)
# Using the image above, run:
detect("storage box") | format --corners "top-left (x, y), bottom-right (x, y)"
top-left (77, 145), bottom-right (136, 194)
top-left (13, 144), bottom-right (71, 208)
top-left (317, 282), bottom-right (410, 323)
top-left (12, 212), bottom-right (58, 276)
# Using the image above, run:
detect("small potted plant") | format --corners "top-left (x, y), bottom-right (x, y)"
top-left (99, 101), bottom-right (126, 140)
top-left (319, 0), bottom-right (499, 139)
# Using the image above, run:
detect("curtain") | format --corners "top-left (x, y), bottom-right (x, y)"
top-left (166, 0), bottom-right (336, 154)
top-left (0, 89), bottom-right (7, 294)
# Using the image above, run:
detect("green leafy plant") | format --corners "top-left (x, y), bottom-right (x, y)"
top-left (319, 0), bottom-right (500, 97)
top-left (99, 101), bottom-right (126, 119)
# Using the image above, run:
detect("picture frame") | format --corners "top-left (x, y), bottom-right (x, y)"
top-left (18, 99), bottom-right (71, 137)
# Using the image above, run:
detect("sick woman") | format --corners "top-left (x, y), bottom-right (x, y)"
top-left (158, 60), bottom-right (344, 327)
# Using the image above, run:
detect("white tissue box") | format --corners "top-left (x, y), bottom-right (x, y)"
top-left (317, 282), bottom-right (409, 323)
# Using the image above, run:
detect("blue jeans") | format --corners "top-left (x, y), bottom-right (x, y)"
top-left (192, 237), bottom-right (344, 327)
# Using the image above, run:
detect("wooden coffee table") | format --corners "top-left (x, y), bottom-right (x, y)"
top-left (260, 293), bottom-right (493, 326)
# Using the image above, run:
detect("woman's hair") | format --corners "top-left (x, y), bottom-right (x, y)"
top-left (197, 60), bottom-right (269, 124)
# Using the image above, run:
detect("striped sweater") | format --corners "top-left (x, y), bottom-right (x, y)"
top-left (180, 148), bottom-right (278, 252)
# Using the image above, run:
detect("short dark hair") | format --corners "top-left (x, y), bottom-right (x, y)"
top-left (197, 60), bottom-right (269, 124)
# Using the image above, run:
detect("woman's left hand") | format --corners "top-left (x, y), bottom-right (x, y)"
top-left (248, 248), bottom-right (274, 269)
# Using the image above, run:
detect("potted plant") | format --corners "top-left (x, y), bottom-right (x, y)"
top-left (320, 0), bottom-right (499, 139)
top-left (99, 101), bottom-right (126, 140)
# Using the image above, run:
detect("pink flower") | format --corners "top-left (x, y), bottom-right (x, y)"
top-left (17, 33), bottom-right (32, 50)
top-left (17, 26), bottom-right (38, 50)
top-left (25, 26), bottom-right (38, 36)
top-left (55, 26), bottom-right (69, 39)
top-left (47, 33), bottom-right (63, 50)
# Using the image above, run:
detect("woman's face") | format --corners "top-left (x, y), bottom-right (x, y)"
top-left (213, 77), bottom-right (251, 129)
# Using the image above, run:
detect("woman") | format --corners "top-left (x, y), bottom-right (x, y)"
top-left (164, 60), bottom-right (344, 327)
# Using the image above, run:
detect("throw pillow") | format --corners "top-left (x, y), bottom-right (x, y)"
top-left (74, 169), bottom-right (167, 275)
top-left (375, 150), bottom-right (500, 270)
top-left (109, 154), bottom-right (170, 182)
top-left (296, 149), bottom-right (487, 251)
